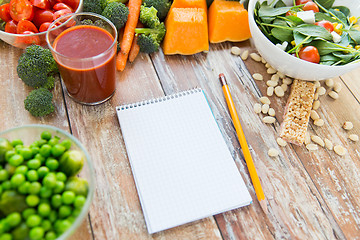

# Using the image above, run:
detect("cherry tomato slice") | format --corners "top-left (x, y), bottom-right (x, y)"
top-left (33, 9), bottom-right (54, 27)
top-left (296, 0), bottom-right (312, 5)
top-left (303, 2), bottom-right (319, 12)
top-left (53, 8), bottom-right (71, 20)
top-left (39, 21), bottom-right (51, 31)
top-left (298, 46), bottom-right (320, 64)
top-left (32, 0), bottom-right (50, 9)
top-left (56, 0), bottom-right (78, 11)
top-left (16, 30), bottom-right (40, 45)
top-left (9, 0), bottom-right (34, 21)
top-left (0, 3), bottom-right (12, 22)
top-left (5, 20), bottom-right (18, 33)
top-left (17, 19), bottom-right (39, 33)
top-left (315, 20), bottom-right (334, 33)
top-left (53, 2), bottom-right (72, 11)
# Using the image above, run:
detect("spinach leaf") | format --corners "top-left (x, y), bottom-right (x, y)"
top-left (271, 19), bottom-right (294, 42)
top-left (348, 29), bottom-right (360, 44)
top-left (274, 0), bottom-right (286, 8)
top-left (261, 16), bottom-right (276, 24)
top-left (333, 6), bottom-right (350, 17)
top-left (315, 0), bottom-right (335, 9)
top-left (332, 51), bottom-right (356, 62)
top-left (294, 31), bottom-right (313, 45)
top-left (329, 9), bottom-right (348, 27)
top-left (285, 15), bottom-right (304, 27)
top-left (312, 40), bottom-right (348, 55)
top-left (320, 54), bottom-right (341, 62)
top-left (258, 5), bottom-right (292, 17)
top-left (294, 24), bottom-right (332, 41)
top-left (315, 12), bottom-right (337, 23)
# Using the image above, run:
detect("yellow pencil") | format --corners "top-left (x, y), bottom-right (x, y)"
top-left (219, 73), bottom-right (268, 214)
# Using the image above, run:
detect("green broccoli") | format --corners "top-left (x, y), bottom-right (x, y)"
top-left (102, 2), bottom-right (129, 30)
top-left (142, 0), bottom-right (171, 21)
top-left (17, 45), bottom-right (58, 90)
top-left (24, 88), bottom-right (54, 117)
top-left (135, 6), bottom-right (166, 53)
top-left (83, 0), bottom-right (107, 14)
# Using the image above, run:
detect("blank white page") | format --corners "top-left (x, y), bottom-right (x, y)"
top-left (116, 89), bottom-right (252, 234)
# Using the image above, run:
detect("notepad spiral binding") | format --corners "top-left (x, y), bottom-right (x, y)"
top-left (117, 88), bottom-right (202, 111)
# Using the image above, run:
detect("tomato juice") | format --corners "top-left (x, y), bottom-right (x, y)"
top-left (53, 25), bottom-right (116, 104)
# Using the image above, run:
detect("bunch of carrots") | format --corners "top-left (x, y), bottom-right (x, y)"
top-left (116, 0), bottom-right (142, 71)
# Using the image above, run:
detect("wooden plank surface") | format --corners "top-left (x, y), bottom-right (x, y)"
top-left (1, 35), bottom-right (360, 240)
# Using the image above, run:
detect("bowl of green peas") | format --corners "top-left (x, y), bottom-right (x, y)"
top-left (0, 124), bottom-right (94, 240)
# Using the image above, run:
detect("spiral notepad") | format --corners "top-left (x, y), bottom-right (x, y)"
top-left (116, 89), bottom-right (252, 234)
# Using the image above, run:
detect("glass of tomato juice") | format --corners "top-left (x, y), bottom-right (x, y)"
top-left (46, 13), bottom-right (117, 105)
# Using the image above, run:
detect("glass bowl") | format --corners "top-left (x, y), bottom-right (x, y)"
top-left (248, 0), bottom-right (360, 81)
top-left (0, 0), bottom-right (83, 49)
top-left (0, 124), bottom-right (94, 240)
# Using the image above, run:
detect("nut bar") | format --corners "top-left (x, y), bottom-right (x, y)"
top-left (279, 79), bottom-right (316, 145)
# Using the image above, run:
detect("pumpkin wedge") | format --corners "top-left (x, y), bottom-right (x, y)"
top-left (163, 8), bottom-right (209, 55)
top-left (208, 0), bottom-right (251, 43)
top-left (170, 0), bottom-right (207, 10)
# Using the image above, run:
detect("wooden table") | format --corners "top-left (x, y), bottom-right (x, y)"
top-left (1, 38), bottom-right (360, 239)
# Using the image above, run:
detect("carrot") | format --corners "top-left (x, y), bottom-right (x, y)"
top-left (128, 35), bottom-right (140, 63)
top-left (116, 0), bottom-right (142, 71)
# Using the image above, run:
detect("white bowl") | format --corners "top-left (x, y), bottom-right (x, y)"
top-left (0, 0), bottom-right (83, 49)
top-left (248, 0), bottom-right (360, 81)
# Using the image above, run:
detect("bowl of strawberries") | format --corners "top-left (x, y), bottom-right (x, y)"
top-left (0, 0), bottom-right (82, 48)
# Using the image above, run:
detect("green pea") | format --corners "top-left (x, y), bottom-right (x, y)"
top-left (41, 131), bottom-right (52, 141)
top-left (45, 158), bottom-right (59, 171)
top-left (37, 166), bottom-right (49, 179)
top-left (48, 137), bottom-right (59, 147)
top-left (58, 205), bottom-right (72, 218)
top-left (51, 144), bottom-right (66, 158)
top-left (34, 154), bottom-right (45, 163)
top-left (4, 150), bottom-right (15, 162)
top-left (72, 208), bottom-right (81, 217)
top-left (48, 210), bottom-right (57, 223)
top-left (39, 199), bottom-right (50, 205)
top-left (26, 215), bottom-right (42, 228)
top-left (27, 159), bottom-right (41, 170)
top-left (38, 203), bottom-right (51, 217)
top-left (39, 186), bottom-right (52, 198)
top-left (10, 173), bottom-right (25, 187)
top-left (39, 145), bottom-right (51, 158)
top-left (26, 195), bottom-right (40, 207)
top-left (74, 195), bottom-right (86, 209)
top-left (11, 139), bottom-right (23, 147)
top-left (0, 220), bottom-right (10, 234)
top-left (19, 147), bottom-right (33, 160)
top-left (28, 182), bottom-right (41, 195)
top-left (56, 172), bottom-right (67, 182)
top-left (60, 139), bottom-right (71, 150)
top-left (6, 212), bottom-right (21, 228)
top-left (5, 164), bottom-right (15, 176)
top-left (61, 191), bottom-right (75, 205)
top-left (41, 219), bottom-right (52, 232)
top-left (55, 219), bottom-right (71, 234)
top-left (22, 208), bottom-right (36, 219)
top-left (31, 146), bottom-right (40, 156)
top-left (17, 181), bottom-right (31, 194)
top-left (29, 226), bottom-right (44, 240)
top-left (11, 223), bottom-right (29, 240)
top-left (53, 181), bottom-right (64, 194)
top-left (37, 139), bottom-right (47, 147)
top-left (0, 170), bottom-right (9, 182)
top-left (43, 173), bottom-right (56, 189)
top-left (0, 233), bottom-right (12, 240)
top-left (15, 165), bottom-right (28, 175)
top-left (1, 181), bottom-right (12, 190)
top-left (8, 154), bottom-right (24, 167)
top-left (14, 145), bottom-right (24, 153)
top-left (45, 231), bottom-right (57, 240)
top-left (26, 170), bottom-right (39, 182)
top-left (51, 194), bottom-right (62, 208)
top-left (0, 186), bottom-right (3, 196)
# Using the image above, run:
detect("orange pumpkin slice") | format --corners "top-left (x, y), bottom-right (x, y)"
top-left (208, 0), bottom-right (251, 43)
top-left (163, 8), bottom-right (209, 55)
top-left (170, 0), bottom-right (207, 10)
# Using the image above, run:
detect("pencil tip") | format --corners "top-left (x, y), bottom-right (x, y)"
top-left (219, 73), bottom-right (227, 86)
top-left (259, 199), bottom-right (268, 214)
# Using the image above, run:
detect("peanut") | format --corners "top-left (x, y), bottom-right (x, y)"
top-left (268, 108), bottom-right (276, 117)
top-left (316, 87), bottom-right (326, 96)
top-left (312, 100), bottom-right (321, 110)
top-left (267, 67), bottom-right (277, 74)
top-left (333, 82), bottom-right (342, 93)
top-left (310, 110), bottom-right (320, 121)
top-left (253, 73), bottom-right (264, 81)
top-left (306, 144), bottom-right (319, 151)
top-left (241, 50), bottom-right (249, 60)
top-left (274, 86), bottom-right (285, 97)
top-left (268, 148), bottom-right (280, 157)
top-left (231, 46), bottom-right (241, 55)
top-left (311, 135), bottom-right (325, 147)
top-left (250, 53), bottom-right (262, 62)
top-left (260, 96), bottom-right (271, 105)
top-left (266, 80), bottom-right (278, 87)
top-left (325, 78), bottom-right (334, 88)
top-left (276, 138), bottom-right (287, 147)
top-left (349, 134), bottom-right (359, 142)
top-left (314, 119), bottom-right (325, 127)
top-left (343, 121), bottom-right (353, 130)
top-left (324, 138), bottom-right (333, 150)
top-left (262, 116), bottom-right (276, 124)
top-left (254, 103), bottom-right (262, 114)
top-left (262, 104), bottom-right (270, 114)
top-left (334, 145), bottom-right (346, 156)
top-left (328, 91), bottom-right (339, 99)
top-left (267, 87), bottom-right (274, 97)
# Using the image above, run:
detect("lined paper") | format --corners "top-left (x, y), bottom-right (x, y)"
top-left (116, 89), bottom-right (252, 234)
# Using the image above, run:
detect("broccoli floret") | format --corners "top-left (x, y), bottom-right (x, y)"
top-left (17, 45), bottom-right (58, 89)
top-left (102, 2), bottom-right (129, 30)
top-left (135, 6), bottom-right (166, 53)
top-left (143, 0), bottom-right (171, 21)
top-left (83, 0), bottom-right (107, 14)
top-left (80, 19), bottom-right (106, 28)
top-left (135, 23), bottom-right (166, 53)
top-left (24, 88), bottom-right (54, 117)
